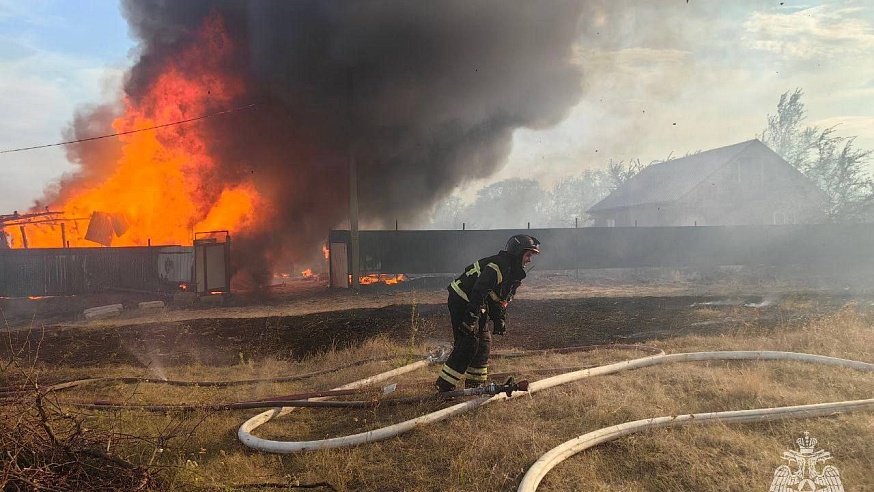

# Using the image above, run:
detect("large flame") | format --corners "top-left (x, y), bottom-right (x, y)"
top-left (17, 14), bottom-right (265, 249)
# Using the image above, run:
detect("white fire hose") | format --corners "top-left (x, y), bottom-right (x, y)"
top-left (238, 349), bottom-right (874, 489)
top-left (517, 398), bottom-right (874, 492)
top-left (516, 351), bottom-right (874, 492)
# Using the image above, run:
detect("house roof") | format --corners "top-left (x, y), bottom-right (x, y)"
top-left (588, 139), bottom-right (769, 213)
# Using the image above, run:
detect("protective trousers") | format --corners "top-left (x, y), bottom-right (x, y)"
top-left (436, 297), bottom-right (492, 390)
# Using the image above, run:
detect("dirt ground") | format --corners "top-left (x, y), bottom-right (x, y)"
top-left (2, 270), bottom-right (869, 371)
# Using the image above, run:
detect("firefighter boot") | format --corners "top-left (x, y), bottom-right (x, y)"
top-left (434, 377), bottom-right (455, 393)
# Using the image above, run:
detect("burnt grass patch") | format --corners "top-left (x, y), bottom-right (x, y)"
top-left (1, 293), bottom-right (858, 369)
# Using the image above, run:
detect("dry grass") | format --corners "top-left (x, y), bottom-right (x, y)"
top-left (3, 300), bottom-right (874, 491)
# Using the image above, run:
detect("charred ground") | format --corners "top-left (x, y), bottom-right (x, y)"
top-left (2, 274), bottom-right (865, 370)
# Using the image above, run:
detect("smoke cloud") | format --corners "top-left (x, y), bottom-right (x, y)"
top-left (64, 0), bottom-right (587, 285)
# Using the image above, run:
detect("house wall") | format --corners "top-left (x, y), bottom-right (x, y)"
top-left (681, 151), bottom-right (825, 225)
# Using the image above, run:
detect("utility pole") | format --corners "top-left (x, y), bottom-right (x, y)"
top-left (348, 69), bottom-right (360, 291)
top-left (349, 151), bottom-right (360, 291)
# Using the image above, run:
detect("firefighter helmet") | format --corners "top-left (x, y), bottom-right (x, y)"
top-left (505, 234), bottom-right (540, 257)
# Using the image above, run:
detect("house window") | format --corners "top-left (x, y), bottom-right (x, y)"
top-left (606, 219), bottom-right (616, 227)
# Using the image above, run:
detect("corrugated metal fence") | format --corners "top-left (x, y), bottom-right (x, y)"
top-left (5, 225), bottom-right (872, 296)
top-left (0, 246), bottom-right (193, 297)
top-left (330, 224), bottom-right (874, 275)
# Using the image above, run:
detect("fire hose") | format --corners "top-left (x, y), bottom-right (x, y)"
top-left (19, 345), bottom-right (874, 490)
top-left (25, 345), bottom-right (654, 410)
top-left (49, 376), bottom-right (528, 411)
top-left (515, 351), bottom-right (874, 491)
top-left (237, 347), bottom-right (874, 487)
top-left (517, 398), bottom-right (874, 492)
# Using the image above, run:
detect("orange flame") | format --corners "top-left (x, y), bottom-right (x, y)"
top-left (18, 13), bottom-right (267, 249)
top-left (358, 274), bottom-right (407, 285)
top-left (301, 268), bottom-right (313, 278)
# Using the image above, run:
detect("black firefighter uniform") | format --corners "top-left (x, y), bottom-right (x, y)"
top-left (436, 250), bottom-right (526, 390)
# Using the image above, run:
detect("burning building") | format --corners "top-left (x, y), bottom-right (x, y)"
top-left (18, 1), bottom-right (588, 288)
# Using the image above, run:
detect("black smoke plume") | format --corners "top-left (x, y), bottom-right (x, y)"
top-left (74, 0), bottom-right (586, 286)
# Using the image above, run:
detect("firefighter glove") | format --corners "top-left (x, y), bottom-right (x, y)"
top-left (492, 319), bottom-right (506, 336)
top-left (460, 311), bottom-right (479, 333)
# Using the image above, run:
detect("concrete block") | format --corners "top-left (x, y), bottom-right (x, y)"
top-left (83, 304), bottom-right (123, 316)
top-left (138, 300), bottom-right (166, 310)
top-left (84, 305), bottom-right (122, 320)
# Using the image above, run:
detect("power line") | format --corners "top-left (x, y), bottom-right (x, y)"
top-left (0, 103), bottom-right (257, 155)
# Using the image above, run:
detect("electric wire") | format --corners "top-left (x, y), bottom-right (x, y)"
top-left (0, 103), bottom-right (257, 154)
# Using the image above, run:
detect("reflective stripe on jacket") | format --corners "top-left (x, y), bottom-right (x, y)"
top-left (447, 250), bottom-right (525, 323)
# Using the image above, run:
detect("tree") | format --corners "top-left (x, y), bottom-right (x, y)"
top-left (423, 178), bottom-right (548, 230)
top-left (606, 159), bottom-right (648, 191)
top-left (759, 89), bottom-right (818, 170)
top-left (806, 129), bottom-right (874, 221)
top-left (760, 89), bottom-right (874, 222)
top-left (427, 195), bottom-right (467, 229)
top-left (543, 170), bottom-right (612, 227)
top-left (465, 178), bottom-right (547, 229)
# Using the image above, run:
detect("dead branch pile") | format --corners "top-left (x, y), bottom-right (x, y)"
top-left (1, 392), bottom-right (160, 491)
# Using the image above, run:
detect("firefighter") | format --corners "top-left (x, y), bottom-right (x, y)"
top-left (435, 234), bottom-right (540, 392)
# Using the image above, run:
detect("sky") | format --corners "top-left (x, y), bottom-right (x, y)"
top-left (473, 0), bottom-right (874, 199)
top-left (1, 0), bottom-right (873, 214)
top-left (0, 0), bottom-right (131, 213)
